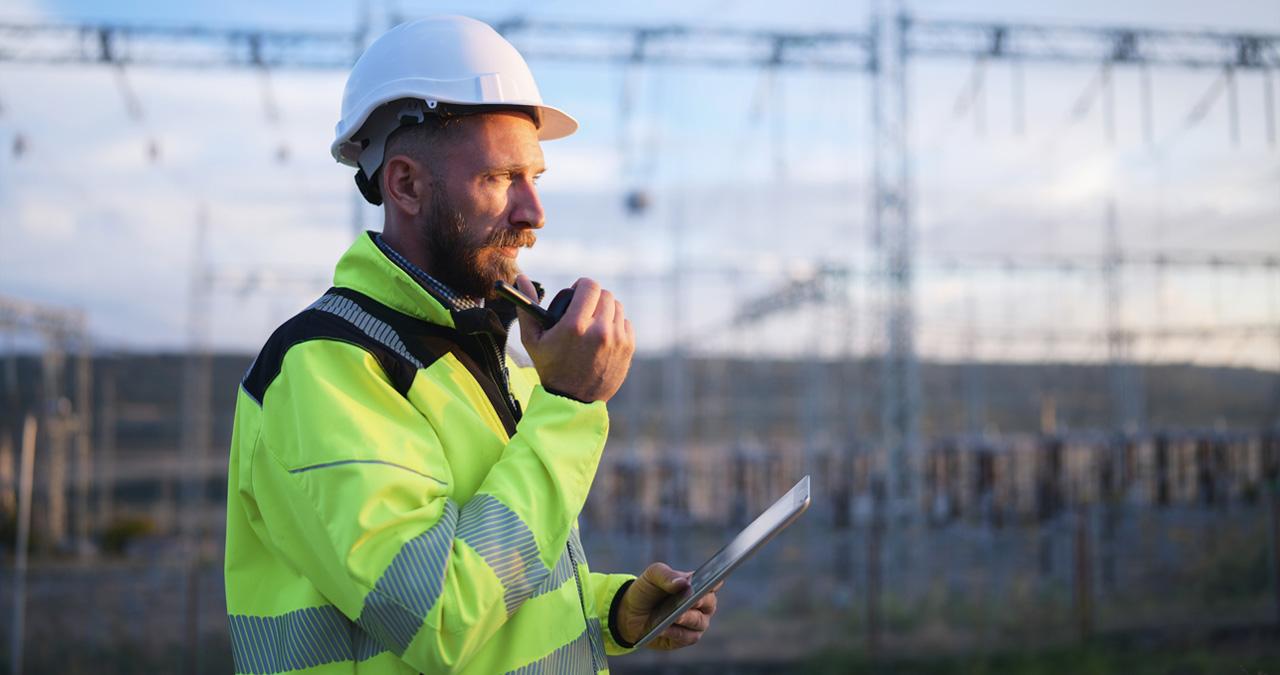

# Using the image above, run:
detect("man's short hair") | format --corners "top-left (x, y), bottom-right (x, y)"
top-left (383, 113), bottom-right (466, 178)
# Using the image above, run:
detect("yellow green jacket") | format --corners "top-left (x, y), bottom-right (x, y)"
top-left (224, 232), bottom-right (635, 674)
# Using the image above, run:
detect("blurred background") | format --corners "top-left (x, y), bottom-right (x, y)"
top-left (1, 0), bottom-right (1279, 673)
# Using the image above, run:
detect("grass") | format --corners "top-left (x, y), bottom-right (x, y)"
top-left (806, 638), bottom-right (1280, 675)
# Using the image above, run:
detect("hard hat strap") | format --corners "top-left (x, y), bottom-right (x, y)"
top-left (354, 169), bottom-right (384, 206)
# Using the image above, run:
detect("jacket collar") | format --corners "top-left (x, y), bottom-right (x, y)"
top-left (333, 231), bottom-right (457, 328)
top-left (371, 232), bottom-right (481, 311)
top-left (332, 231), bottom-right (522, 337)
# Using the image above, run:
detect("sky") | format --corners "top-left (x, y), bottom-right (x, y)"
top-left (0, 0), bottom-right (1278, 370)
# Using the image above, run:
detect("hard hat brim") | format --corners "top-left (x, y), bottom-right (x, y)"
top-left (536, 105), bottom-right (578, 142)
top-left (331, 97), bottom-right (579, 168)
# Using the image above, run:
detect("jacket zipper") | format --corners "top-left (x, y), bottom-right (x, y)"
top-left (565, 534), bottom-right (600, 673)
top-left (476, 333), bottom-right (521, 421)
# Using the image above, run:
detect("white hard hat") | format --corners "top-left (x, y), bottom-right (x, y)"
top-left (332, 15), bottom-right (577, 182)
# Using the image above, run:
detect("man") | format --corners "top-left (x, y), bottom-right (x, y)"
top-left (223, 15), bottom-right (719, 675)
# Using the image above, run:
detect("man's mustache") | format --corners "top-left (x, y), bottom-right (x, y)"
top-left (487, 230), bottom-right (537, 249)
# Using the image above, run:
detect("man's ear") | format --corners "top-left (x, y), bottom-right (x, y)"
top-left (382, 154), bottom-right (431, 217)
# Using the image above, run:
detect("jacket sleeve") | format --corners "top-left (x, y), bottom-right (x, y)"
top-left (244, 339), bottom-right (609, 673)
top-left (589, 572), bottom-right (638, 655)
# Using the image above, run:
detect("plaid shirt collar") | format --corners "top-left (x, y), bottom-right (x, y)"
top-left (373, 233), bottom-right (482, 311)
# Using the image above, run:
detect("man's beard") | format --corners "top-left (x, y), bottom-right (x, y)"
top-left (421, 190), bottom-right (535, 300)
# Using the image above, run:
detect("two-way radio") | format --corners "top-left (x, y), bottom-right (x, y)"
top-left (493, 280), bottom-right (574, 329)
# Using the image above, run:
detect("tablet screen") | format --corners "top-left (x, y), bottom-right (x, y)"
top-left (633, 475), bottom-right (811, 648)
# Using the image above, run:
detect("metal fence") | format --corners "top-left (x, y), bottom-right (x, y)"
top-left (0, 468), bottom-right (1275, 673)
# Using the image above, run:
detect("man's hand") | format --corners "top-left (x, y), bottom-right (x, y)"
top-left (515, 275), bottom-right (634, 403)
top-left (616, 562), bottom-right (722, 651)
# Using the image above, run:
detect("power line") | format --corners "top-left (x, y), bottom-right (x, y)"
top-left (923, 251), bottom-right (1280, 274)
top-left (0, 20), bottom-right (874, 70)
top-left (923, 323), bottom-right (1280, 345)
top-left (0, 22), bottom-right (360, 69)
top-left (905, 18), bottom-right (1280, 70)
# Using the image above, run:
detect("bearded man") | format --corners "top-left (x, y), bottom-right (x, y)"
top-left (222, 15), bottom-right (720, 675)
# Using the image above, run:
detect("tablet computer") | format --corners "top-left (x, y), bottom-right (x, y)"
top-left (633, 475), bottom-right (811, 648)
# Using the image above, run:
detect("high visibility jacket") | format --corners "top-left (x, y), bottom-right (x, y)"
top-left (224, 232), bottom-right (636, 674)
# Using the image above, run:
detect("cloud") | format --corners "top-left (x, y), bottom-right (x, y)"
top-left (0, 0), bottom-right (50, 20)
top-left (18, 200), bottom-right (77, 241)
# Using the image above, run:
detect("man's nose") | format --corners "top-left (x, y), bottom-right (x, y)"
top-left (510, 178), bottom-right (545, 230)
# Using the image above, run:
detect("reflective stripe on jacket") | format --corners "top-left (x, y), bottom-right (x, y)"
top-left (224, 232), bottom-right (636, 674)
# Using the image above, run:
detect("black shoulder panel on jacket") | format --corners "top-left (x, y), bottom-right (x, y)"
top-left (345, 289), bottom-right (523, 437)
top-left (241, 287), bottom-right (521, 438)
top-left (241, 287), bottom-right (441, 404)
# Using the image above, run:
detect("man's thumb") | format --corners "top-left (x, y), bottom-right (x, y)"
top-left (515, 304), bottom-right (544, 342)
top-left (643, 562), bottom-right (690, 594)
top-left (513, 275), bottom-right (544, 342)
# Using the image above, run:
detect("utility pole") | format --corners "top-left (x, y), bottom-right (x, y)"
top-left (661, 191), bottom-right (690, 562)
top-left (74, 333), bottom-right (93, 558)
top-left (96, 361), bottom-right (118, 529)
top-left (8, 416), bottom-right (36, 675)
top-left (41, 338), bottom-right (67, 550)
top-left (1103, 198), bottom-right (1142, 433)
top-left (873, 10), bottom-right (921, 515)
top-left (869, 4), bottom-right (921, 656)
top-left (181, 204), bottom-right (213, 674)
